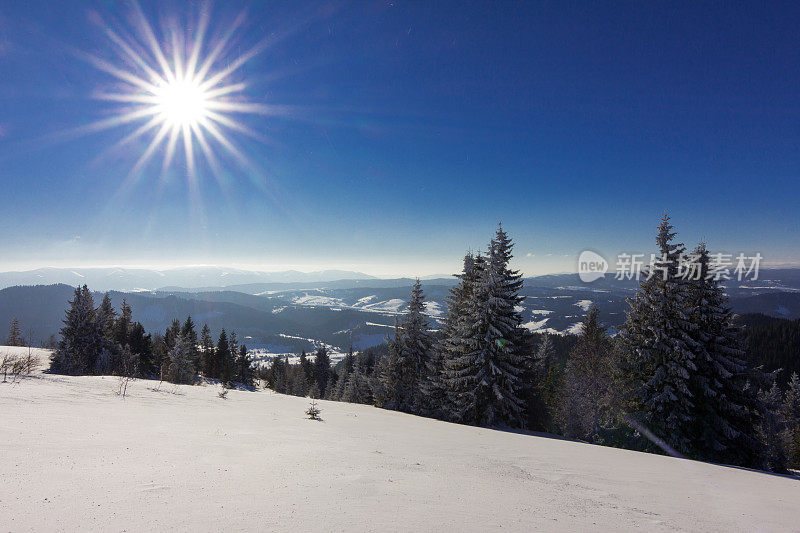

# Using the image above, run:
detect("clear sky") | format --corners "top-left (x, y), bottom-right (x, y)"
top-left (1, 1), bottom-right (798, 277)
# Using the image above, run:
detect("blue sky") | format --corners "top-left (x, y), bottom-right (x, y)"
top-left (1, 1), bottom-right (798, 276)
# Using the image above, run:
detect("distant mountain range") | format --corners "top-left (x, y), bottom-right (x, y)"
top-left (0, 267), bottom-right (377, 291)
top-left (1, 268), bottom-right (799, 357)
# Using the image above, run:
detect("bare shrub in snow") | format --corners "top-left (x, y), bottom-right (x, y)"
top-left (116, 346), bottom-right (137, 399)
top-left (1, 352), bottom-right (18, 383)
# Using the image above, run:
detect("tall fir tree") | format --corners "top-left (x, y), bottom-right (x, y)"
top-left (228, 331), bottom-right (239, 364)
top-left (782, 372), bottom-right (800, 469)
top-left (343, 355), bottom-right (372, 404)
top-left (445, 225), bottom-right (528, 427)
top-left (440, 252), bottom-right (480, 420)
top-left (200, 324), bottom-right (216, 378)
top-left (559, 306), bottom-right (616, 442)
top-left (216, 329), bottom-right (233, 383)
top-left (313, 346), bottom-right (331, 398)
top-left (165, 332), bottom-right (195, 384)
top-left (128, 322), bottom-right (154, 376)
top-left (383, 280), bottom-right (431, 413)
top-left (97, 293), bottom-right (117, 344)
top-left (619, 215), bottom-right (698, 455)
top-left (51, 285), bottom-right (105, 375)
top-left (685, 243), bottom-right (762, 466)
top-left (268, 355), bottom-right (288, 393)
top-left (181, 316), bottom-right (200, 371)
top-left (526, 332), bottom-right (559, 431)
top-left (299, 349), bottom-right (314, 383)
top-left (6, 317), bottom-right (24, 346)
top-left (236, 344), bottom-right (255, 387)
top-left (371, 352), bottom-right (392, 407)
top-left (114, 298), bottom-right (133, 347)
top-left (757, 381), bottom-right (788, 472)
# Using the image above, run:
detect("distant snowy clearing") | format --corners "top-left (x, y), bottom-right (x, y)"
top-left (1, 371), bottom-right (798, 531)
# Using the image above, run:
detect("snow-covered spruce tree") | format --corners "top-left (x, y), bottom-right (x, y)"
top-left (559, 306), bottom-right (616, 442)
top-left (525, 332), bottom-right (560, 431)
top-left (685, 243), bottom-right (762, 466)
top-left (783, 372), bottom-right (800, 469)
top-left (533, 333), bottom-right (555, 377)
top-left (228, 331), bottom-right (239, 365)
top-left (419, 344), bottom-right (448, 418)
top-left (445, 225), bottom-right (528, 427)
top-left (289, 367), bottom-right (308, 397)
top-left (384, 279), bottom-right (432, 413)
top-left (94, 293), bottom-right (120, 374)
top-left (757, 381), bottom-right (788, 472)
top-left (299, 349), bottom-right (314, 384)
top-left (128, 322), bottom-right (154, 377)
top-left (439, 253), bottom-right (480, 420)
top-left (313, 346), bottom-right (331, 398)
top-left (51, 285), bottom-right (106, 375)
top-left (200, 324), bottom-right (216, 378)
top-left (378, 319), bottom-right (403, 408)
top-left (165, 333), bottom-right (195, 384)
top-left (619, 215), bottom-right (698, 455)
top-left (343, 355), bottom-right (373, 404)
top-left (268, 355), bottom-right (288, 393)
top-left (6, 317), bottom-right (24, 346)
top-left (114, 298), bottom-right (132, 347)
top-left (331, 348), bottom-right (356, 401)
top-left (216, 329), bottom-right (233, 383)
top-left (97, 293), bottom-right (117, 345)
top-left (181, 316), bottom-right (200, 371)
top-left (332, 365), bottom-right (348, 401)
top-left (371, 350), bottom-right (393, 407)
top-left (236, 345), bottom-right (255, 387)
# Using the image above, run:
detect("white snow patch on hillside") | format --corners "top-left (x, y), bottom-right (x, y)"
top-left (292, 294), bottom-right (345, 307)
top-left (530, 309), bottom-right (553, 315)
top-left (424, 301), bottom-right (443, 317)
top-left (354, 295), bottom-right (377, 306)
top-left (522, 318), bottom-right (549, 331)
top-left (566, 321), bottom-right (584, 335)
top-left (575, 299), bottom-right (593, 311)
top-left (362, 298), bottom-right (406, 314)
top-left (1, 373), bottom-right (798, 531)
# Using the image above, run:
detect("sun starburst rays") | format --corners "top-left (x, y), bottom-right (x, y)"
top-left (80, 4), bottom-right (270, 182)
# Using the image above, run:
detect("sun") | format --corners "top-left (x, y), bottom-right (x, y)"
top-left (153, 77), bottom-right (209, 128)
top-left (78, 4), bottom-right (277, 178)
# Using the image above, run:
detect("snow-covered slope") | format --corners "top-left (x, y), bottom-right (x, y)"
top-left (1, 371), bottom-right (798, 531)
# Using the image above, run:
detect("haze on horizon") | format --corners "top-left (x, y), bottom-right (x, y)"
top-left (2, 1), bottom-right (799, 278)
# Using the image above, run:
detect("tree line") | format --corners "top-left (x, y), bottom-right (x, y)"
top-left (49, 288), bottom-right (255, 387)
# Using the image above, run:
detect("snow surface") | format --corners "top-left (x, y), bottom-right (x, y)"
top-left (575, 299), bottom-right (593, 311)
top-left (0, 346), bottom-right (51, 360)
top-left (2, 366), bottom-right (798, 531)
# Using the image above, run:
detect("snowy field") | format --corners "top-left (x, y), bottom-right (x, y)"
top-left (1, 360), bottom-right (799, 531)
